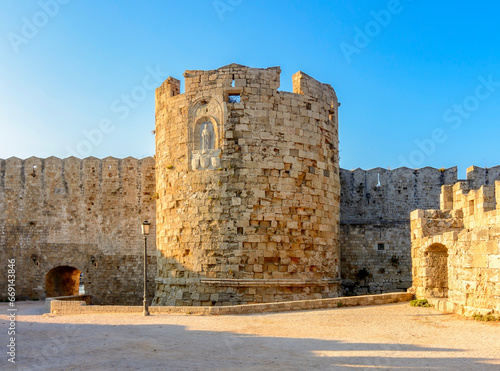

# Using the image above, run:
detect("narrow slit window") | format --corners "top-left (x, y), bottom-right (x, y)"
top-left (79, 273), bottom-right (85, 294)
top-left (228, 94), bottom-right (240, 103)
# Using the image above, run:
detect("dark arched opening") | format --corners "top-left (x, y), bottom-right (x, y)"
top-left (45, 266), bottom-right (81, 297)
top-left (423, 243), bottom-right (448, 298)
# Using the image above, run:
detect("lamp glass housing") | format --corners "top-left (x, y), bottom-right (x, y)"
top-left (141, 220), bottom-right (151, 235)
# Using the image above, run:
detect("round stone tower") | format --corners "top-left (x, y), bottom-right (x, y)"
top-left (153, 64), bottom-right (340, 306)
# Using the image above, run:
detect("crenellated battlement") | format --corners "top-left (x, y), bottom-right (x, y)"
top-left (438, 180), bottom-right (499, 223)
top-left (155, 64), bottom-right (338, 114)
top-left (411, 178), bottom-right (500, 244)
top-left (466, 165), bottom-right (500, 189)
top-left (0, 156), bottom-right (155, 190)
top-left (183, 64), bottom-right (281, 93)
top-left (292, 70), bottom-right (337, 107)
top-left (340, 166), bottom-right (457, 224)
top-left (410, 180), bottom-right (500, 316)
top-left (157, 76), bottom-right (181, 99)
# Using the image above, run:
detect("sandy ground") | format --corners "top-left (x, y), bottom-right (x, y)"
top-left (0, 301), bottom-right (499, 370)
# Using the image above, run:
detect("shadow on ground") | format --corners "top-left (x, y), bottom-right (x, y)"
top-left (4, 315), bottom-right (497, 370)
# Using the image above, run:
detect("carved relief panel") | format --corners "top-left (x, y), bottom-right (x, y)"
top-left (188, 98), bottom-right (224, 171)
top-left (191, 121), bottom-right (221, 170)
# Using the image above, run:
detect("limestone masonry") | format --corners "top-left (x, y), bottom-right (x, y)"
top-left (410, 170), bottom-right (500, 316)
top-left (0, 157), bottom-right (156, 305)
top-left (340, 166), bottom-right (457, 295)
top-left (0, 64), bottom-right (499, 310)
top-left (340, 165), bottom-right (500, 298)
top-left (154, 64), bottom-right (341, 305)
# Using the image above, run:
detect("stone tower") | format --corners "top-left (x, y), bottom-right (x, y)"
top-left (153, 64), bottom-right (340, 306)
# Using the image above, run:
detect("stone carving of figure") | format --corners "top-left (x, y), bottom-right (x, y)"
top-left (201, 123), bottom-right (212, 151)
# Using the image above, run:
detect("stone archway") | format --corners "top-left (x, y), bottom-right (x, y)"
top-left (423, 243), bottom-right (448, 298)
top-left (45, 266), bottom-right (81, 297)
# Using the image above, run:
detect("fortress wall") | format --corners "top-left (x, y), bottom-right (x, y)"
top-left (1, 152), bottom-right (496, 304)
top-left (339, 167), bottom-right (458, 295)
top-left (410, 181), bottom-right (500, 316)
top-left (340, 167), bottom-right (458, 222)
top-left (0, 156), bottom-right (156, 305)
top-left (466, 165), bottom-right (500, 191)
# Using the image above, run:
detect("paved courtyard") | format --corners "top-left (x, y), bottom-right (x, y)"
top-left (1, 301), bottom-right (499, 370)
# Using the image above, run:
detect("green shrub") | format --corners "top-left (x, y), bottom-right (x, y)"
top-left (472, 313), bottom-right (500, 322)
top-left (410, 299), bottom-right (432, 307)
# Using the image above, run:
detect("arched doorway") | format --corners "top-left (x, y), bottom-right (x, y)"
top-left (45, 266), bottom-right (81, 297)
top-left (423, 243), bottom-right (448, 298)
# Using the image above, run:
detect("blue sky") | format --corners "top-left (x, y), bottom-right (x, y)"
top-left (1, 1), bottom-right (499, 177)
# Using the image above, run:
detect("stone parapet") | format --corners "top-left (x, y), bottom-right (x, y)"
top-left (49, 292), bottom-right (414, 315)
top-left (410, 180), bottom-right (500, 316)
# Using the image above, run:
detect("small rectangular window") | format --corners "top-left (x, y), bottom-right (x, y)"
top-left (228, 94), bottom-right (240, 103)
top-left (377, 243), bottom-right (385, 251)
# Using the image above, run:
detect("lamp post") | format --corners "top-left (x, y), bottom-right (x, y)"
top-left (141, 220), bottom-right (151, 316)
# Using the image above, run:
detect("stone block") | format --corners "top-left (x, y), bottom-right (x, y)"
top-left (472, 254), bottom-right (488, 268)
top-left (488, 256), bottom-right (500, 269)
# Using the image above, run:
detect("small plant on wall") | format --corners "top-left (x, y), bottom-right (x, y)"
top-left (390, 255), bottom-right (399, 267)
top-left (356, 268), bottom-right (370, 281)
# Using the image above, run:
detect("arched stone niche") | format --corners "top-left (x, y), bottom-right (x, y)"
top-left (423, 243), bottom-right (449, 298)
top-left (188, 98), bottom-right (224, 171)
top-left (45, 265), bottom-right (81, 297)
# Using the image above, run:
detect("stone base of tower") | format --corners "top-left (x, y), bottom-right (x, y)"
top-left (153, 279), bottom-right (340, 306)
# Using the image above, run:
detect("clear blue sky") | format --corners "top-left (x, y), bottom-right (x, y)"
top-left (1, 1), bottom-right (500, 177)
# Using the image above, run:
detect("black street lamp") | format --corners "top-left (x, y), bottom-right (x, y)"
top-left (141, 220), bottom-right (151, 316)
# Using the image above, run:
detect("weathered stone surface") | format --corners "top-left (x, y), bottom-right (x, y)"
top-left (1, 61), bottom-right (499, 308)
top-left (339, 167), bottom-right (457, 295)
top-left (153, 64), bottom-right (341, 306)
top-left (410, 180), bottom-right (500, 315)
top-left (48, 292), bottom-right (413, 315)
top-left (0, 157), bottom-right (156, 305)
top-left (340, 165), bottom-right (500, 296)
